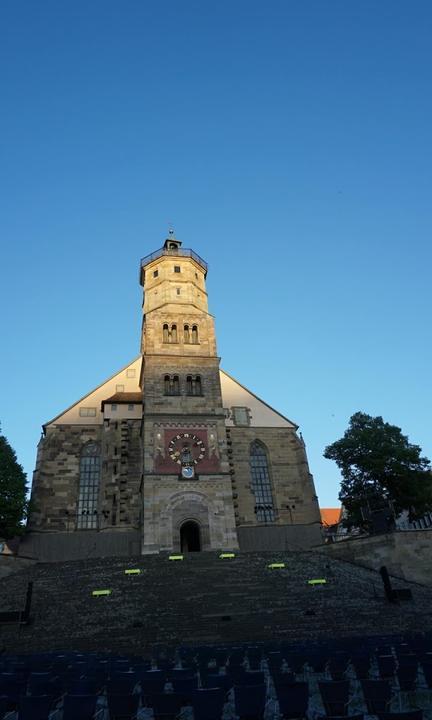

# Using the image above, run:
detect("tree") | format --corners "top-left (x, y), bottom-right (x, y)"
top-left (324, 412), bottom-right (432, 530)
top-left (0, 430), bottom-right (29, 539)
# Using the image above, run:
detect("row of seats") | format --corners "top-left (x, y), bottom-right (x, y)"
top-left (0, 683), bottom-right (427, 720)
top-left (1, 632), bottom-right (431, 719)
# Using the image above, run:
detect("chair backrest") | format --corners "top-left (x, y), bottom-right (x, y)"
top-left (191, 688), bottom-right (225, 720)
top-left (18, 695), bottom-right (53, 720)
top-left (378, 712), bottom-right (422, 720)
top-left (276, 682), bottom-right (309, 715)
top-left (236, 671), bottom-right (265, 686)
top-left (107, 693), bottom-right (140, 720)
top-left (107, 676), bottom-right (137, 695)
top-left (361, 680), bottom-right (392, 700)
top-left (319, 681), bottom-right (350, 701)
top-left (63, 694), bottom-right (98, 720)
top-left (140, 670), bottom-right (166, 694)
top-left (377, 656), bottom-right (396, 678)
top-left (361, 680), bottom-right (392, 713)
top-left (145, 692), bottom-right (183, 715)
top-left (171, 676), bottom-right (199, 692)
top-left (272, 672), bottom-right (297, 688)
top-left (201, 674), bottom-right (233, 692)
top-left (234, 684), bottom-right (267, 718)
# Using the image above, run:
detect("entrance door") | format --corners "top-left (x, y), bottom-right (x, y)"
top-left (180, 521), bottom-right (201, 552)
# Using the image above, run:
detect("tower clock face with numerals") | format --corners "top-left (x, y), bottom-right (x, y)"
top-left (168, 433), bottom-right (206, 466)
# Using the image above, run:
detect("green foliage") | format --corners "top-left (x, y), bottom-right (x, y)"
top-left (324, 412), bottom-right (432, 530)
top-left (0, 431), bottom-right (29, 539)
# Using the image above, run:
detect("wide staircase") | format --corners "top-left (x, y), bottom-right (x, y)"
top-left (1, 551), bottom-right (432, 653)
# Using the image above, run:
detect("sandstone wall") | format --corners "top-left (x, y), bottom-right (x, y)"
top-left (320, 529), bottom-right (432, 587)
top-left (227, 426), bottom-right (321, 527)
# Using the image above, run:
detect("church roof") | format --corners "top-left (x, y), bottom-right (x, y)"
top-left (320, 508), bottom-right (342, 527)
top-left (101, 393), bottom-right (142, 410)
top-left (101, 393), bottom-right (142, 408)
top-left (43, 356), bottom-right (299, 431)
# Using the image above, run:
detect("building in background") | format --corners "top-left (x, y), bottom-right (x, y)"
top-left (24, 233), bottom-right (321, 560)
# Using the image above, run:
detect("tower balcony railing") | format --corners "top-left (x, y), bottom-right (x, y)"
top-left (140, 247), bottom-right (208, 277)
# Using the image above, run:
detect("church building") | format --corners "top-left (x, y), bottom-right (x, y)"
top-left (24, 234), bottom-right (321, 561)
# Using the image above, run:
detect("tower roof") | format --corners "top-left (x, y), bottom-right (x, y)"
top-left (139, 233), bottom-right (208, 284)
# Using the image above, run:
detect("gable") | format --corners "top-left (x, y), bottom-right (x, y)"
top-left (43, 358), bottom-right (296, 431)
top-left (220, 369), bottom-right (297, 429)
top-left (44, 357), bottom-right (142, 430)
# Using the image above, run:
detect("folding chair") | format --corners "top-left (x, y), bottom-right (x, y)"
top-left (62, 694), bottom-right (99, 720)
top-left (361, 679), bottom-right (393, 714)
top-left (16, 695), bottom-right (54, 720)
top-left (235, 672), bottom-right (265, 687)
top-left (377, 656), bottom-right (397, 680)
top-left (107, 693), bottom-right (140, 720)
top-left (319, 681), bottom-right (350, 716)
top-left (234, 684), bottom-right (267, 720)
top-left (140, 670), bottom-right (166, 703)
top-left (171, 675), bottom-right (199, 704)
top-left (378, 712), bottom-right (422, 720)
top-left (201, 673), bottom-right (233, 693)
top-left (146, 692), bottom-right (183, 720)
top-left (191, 687), bottom-right (225, 720)
top-left (277, 682), bottom-right (309, 719)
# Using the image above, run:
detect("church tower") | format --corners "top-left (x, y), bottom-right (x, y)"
top-left (26, 230), bottom-right (321, 562)
top-left (139, 232), bottom-right (239, 553)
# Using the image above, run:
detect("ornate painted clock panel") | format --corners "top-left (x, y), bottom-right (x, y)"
top-left (153, 425), bottom-right (221, 473)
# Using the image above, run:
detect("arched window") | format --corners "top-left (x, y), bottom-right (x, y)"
top-left (171, 324), bottom-right (178, 343)
top-left (77, 442), bottom-right (100, 530)
top-left (186, 375), bottom-right (202, 396)
top-left (250, 441), bottom-right (275, 523)
top-left (163, 324), bottom-right (169, 343)
top-left (164, 374), bottom-right (180, 396)
top-left (184, 324), bottom-right (190, 343)
top-left (191, 325), bottom-right (198, 343)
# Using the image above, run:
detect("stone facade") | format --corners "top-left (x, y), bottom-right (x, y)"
top-left (26, 233), bottom-right (321, 561)
top-left (320, 529), bottom-right (432, 587)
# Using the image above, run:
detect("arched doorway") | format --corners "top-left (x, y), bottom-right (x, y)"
top-left (180, 520), bottom-right (201, 552)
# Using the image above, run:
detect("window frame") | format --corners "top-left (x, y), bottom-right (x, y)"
top-left (249, 441), bottom-right (276, 523)
top-left (77, 442), bottom-right (100, 530)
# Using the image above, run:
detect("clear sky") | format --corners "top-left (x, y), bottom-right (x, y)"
top-left (1, 0), bottom-right (431, 508)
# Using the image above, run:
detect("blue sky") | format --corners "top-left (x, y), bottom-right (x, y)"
top-left (1, 0), bottom-right (431, 507)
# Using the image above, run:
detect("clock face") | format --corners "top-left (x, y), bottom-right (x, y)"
top-left (181, 465), bottom-right (195, 479)
top-left (168, 433), bottom-right (206, 466)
